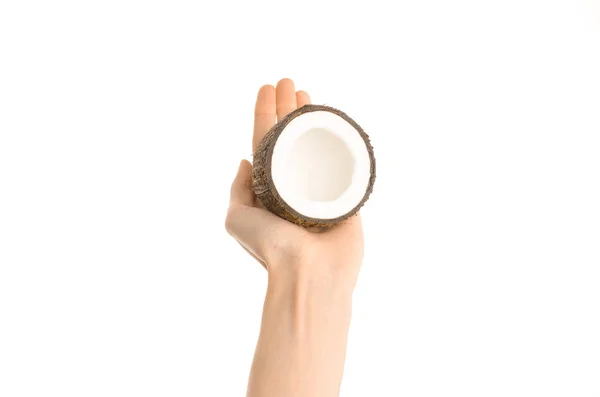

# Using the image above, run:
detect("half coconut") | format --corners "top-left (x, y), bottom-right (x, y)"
top-left (252, 104), bottom-right (376, 228)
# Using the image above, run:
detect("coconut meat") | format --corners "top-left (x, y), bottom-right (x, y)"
top-left (271, 110), bottom-right (372, 220)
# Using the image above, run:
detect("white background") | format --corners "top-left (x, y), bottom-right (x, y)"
top-left (1, 1), bottom-right (599, 396)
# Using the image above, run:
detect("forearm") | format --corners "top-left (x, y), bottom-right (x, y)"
top-left (246, 271), bottom-right (353, 397)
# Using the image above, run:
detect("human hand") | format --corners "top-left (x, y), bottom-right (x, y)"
top-left (225, 78), bottom-right (364, 294)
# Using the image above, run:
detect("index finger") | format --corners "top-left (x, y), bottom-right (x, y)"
top-left (253, 84), bottom-right (276, 153)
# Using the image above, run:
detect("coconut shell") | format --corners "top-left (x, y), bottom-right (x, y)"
top-left (252, 104), bottom-right (376, 228)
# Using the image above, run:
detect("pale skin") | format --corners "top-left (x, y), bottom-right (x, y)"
top-left (225, 78), bottom-right (364, 397)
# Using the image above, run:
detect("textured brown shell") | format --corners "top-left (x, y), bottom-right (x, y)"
top-left (252, 104), bottom-right (376, 228)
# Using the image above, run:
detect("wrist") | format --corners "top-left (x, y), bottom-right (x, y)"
top-left (268, 259), bottom-right (354, 301)
top-left (266, 264), bottom-right (353, 323)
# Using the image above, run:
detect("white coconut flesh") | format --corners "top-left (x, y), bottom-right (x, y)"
top-left (271, 110), bottom-right (372, 220)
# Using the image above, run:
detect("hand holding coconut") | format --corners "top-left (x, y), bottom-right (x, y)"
top-left (225, 79), bottom-right (374, 397)
top-left (226, 78), bottom-right (375, 282)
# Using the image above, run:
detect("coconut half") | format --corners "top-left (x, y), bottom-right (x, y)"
top-left (252, 104), bottom-right (376, 228)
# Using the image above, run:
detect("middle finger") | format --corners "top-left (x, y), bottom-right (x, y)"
top-left (276, 78), bottom-right (297, 121)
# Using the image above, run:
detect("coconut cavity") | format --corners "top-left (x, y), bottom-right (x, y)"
top-left (283, 128), bottom-right (354, 202)
top-left (252, 104), bottom-right (376, 228)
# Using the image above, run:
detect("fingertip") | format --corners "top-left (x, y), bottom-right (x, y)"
top-left (276, 78), bottom-right (296, 96)
top-left (258, 84), bottom-right (275, 95)
top-left (238, 158), bottom-right (252, 171)
top-left (296, 90), bottom-right (311, 107)
top-left (255, 85), bottom-right (276, 111)
top-left (238, 159), bottom-right (253, 182)
top-left (277, 78), bottom-right (294, 87)
top-left (236, 159), bottom-right (253, 185)
top-left (256, 85), bottom-right (276, 110)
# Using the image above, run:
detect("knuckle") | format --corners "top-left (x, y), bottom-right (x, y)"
top-left (254, 108), bottom-right (276, 118)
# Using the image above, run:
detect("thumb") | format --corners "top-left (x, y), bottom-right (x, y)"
top-left (225, 159), bottom-right (285, 266)
top-left (229, 159), bottom-right (254, 207)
